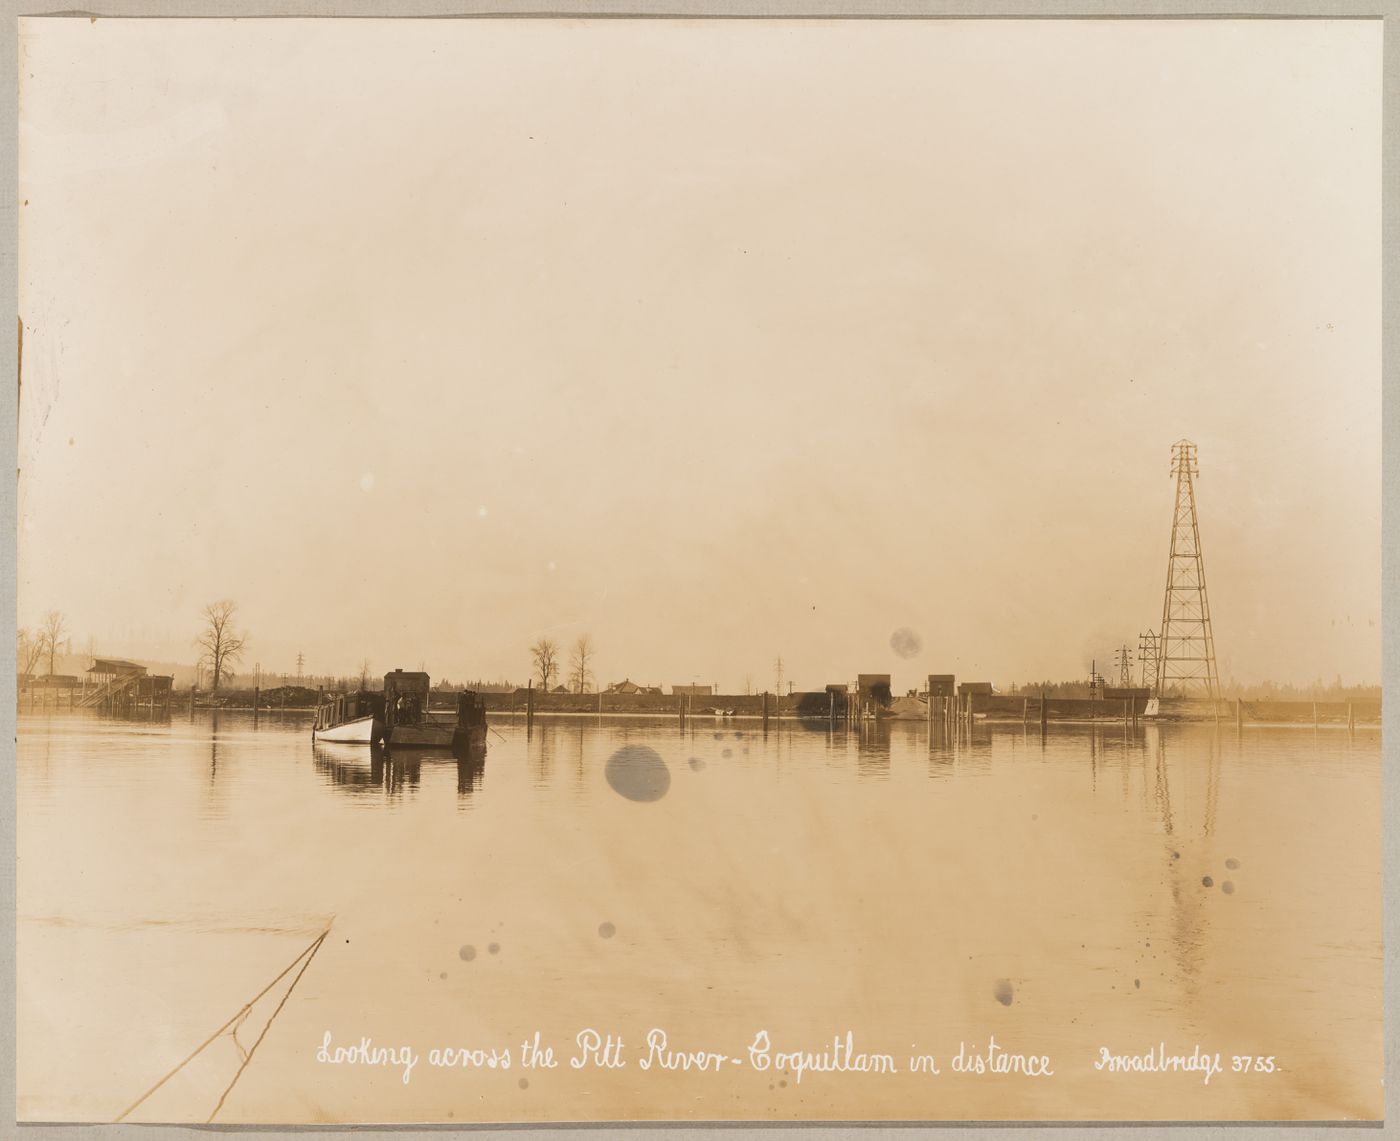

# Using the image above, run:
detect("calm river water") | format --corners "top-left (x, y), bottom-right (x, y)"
top-left (16, 710), bottom-right (1382, 1123)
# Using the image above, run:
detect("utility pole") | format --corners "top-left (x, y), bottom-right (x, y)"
top-left (1088, 660), bottom-right (1105, 698)
top-left (774, 656), bottom-right (784, 699)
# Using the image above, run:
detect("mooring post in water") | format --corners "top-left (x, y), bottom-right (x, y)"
top-left (526, 679), bottom-right (534, 732)
top-left (1124, 699), bottom-right (1130, 727)
top-left (1022, 698), bottom-right (1028, 725)
top-left (1348, 702), bottom-right (1355, 732)
top-left (253, 686), bottom-right (260, 727)
top-left (1040, 690), bottom-right (1048, 729)
top-left (678, 692), bottom-right (685, 726)
top-left (762, 691), bottom-right (769, 731)
top-left (1236, 698), bottom-right (1243, 730)
top-left (1313, 701), bottom-right (1318, 729)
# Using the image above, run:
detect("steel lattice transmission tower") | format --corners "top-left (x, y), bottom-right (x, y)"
top-left (1155, 440), bottom-right (1221, 700)
top-left (1137, 630), bottom-right (1159, 692)
top-left (1114, 644), bottom-right (1134, 688)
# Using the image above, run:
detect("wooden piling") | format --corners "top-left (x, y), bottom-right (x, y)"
top-left (526, 680), bottom-right (535, 732)
top-left (762, 691), bottom-right (769, 731)
top-left (1236, 698), bottom-right (1243, 730)
top-left (1022, 698), bottom-right (1028, 725)
top-left (1124, 699), bottom-right (1130, 726)
top-left (1040, 690), bottom-right (1048, 729)
top-left (1313, 701), bottom-right (1319, 729)
top-left (1348, 702), bottom-right (1355, 731)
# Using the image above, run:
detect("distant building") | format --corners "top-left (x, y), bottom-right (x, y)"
top-left (857, 673), bottom-right (893, 708)
top-left (88, 658), bottom-right (148, 682)
top-left (29, 674), bottom-right (80, 689)
top-left (606, 679), bottom-right (663, 696)
top-left (958, 681), bottom-right (994, 697)
top-left (926, 674), bottom-right (956, 698)
top-left (672, 684), bottom-right (713, 697)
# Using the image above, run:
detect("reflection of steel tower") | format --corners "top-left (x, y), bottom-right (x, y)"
top-left (1138, 630), bottom-right (1159, 692)
top-left (1155, 440), bottom-right (1220, 700)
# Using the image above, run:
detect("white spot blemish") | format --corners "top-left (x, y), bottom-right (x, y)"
top-left (360, 472), bottom-right (375, 492)
top-left (547, 561), bottom-right (556, 572)
top-left (478, 506), bottom-right (488, 518)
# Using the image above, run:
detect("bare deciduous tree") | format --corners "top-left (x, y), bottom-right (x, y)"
top-left (569, 634), bottom-right (596, 693)
top-left (196, 600), bottom-right (247, 693)
top-left (359, 660), bottom-right (372, 690)
top-left (40, 610), bottom-right (66, 676)
top-left (530, 638), bottom-right (559, 690)
top-left (17, 629), bottom-right (44, 678)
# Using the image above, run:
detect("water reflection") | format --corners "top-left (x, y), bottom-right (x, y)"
top-left (855, 721), bottom-right (890, 779)
top-left (530, 724), bottom-right (555, 789)
top-left (14, 709), bottom-right (1384, 1122)
top-left (311, 742), bottom-right (488, 805)
top-left (456, 745), bottom-right (487, 799)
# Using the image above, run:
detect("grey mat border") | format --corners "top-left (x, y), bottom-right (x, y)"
top-left (0, 0), bottom-right (1394, 1138)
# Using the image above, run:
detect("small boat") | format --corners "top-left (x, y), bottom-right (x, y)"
top-left (313, 715), bottom-right (377, 744)
top-left (311, 691), bottom-right (381, 742)
top-left (312, 669), bottom-right (489, 753)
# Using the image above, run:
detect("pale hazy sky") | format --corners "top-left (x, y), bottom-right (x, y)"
top-left (17, 17), bottom-right (1381, 690)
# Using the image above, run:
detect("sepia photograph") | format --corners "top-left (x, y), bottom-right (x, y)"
top-left (13, 12), bottom-right (1384, 1126)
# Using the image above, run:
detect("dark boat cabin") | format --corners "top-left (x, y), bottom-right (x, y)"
top-left (383, 669), bottom-right (431, 728)
top-left (457, 690), bottom-right (487, 730)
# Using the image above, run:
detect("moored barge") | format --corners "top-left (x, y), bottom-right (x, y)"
top-left (312, 669), bottom-right (488, 752)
